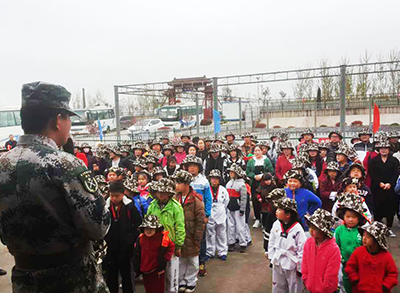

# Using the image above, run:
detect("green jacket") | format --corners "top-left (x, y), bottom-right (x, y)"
top-left (334, 225), bottom-right (362, 264)
top-left (246, 156), bottom-right (275, 185)
top-left (147, 198), bottom-right (186, 248)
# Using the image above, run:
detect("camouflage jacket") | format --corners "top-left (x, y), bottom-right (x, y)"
top-left (0, 134), bottom-right (111, 257)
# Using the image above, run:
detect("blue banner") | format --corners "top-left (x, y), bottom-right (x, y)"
top-left (98, 119), bottom-right (103, 142)
top-left (213, 110), bottom-right (221, 134)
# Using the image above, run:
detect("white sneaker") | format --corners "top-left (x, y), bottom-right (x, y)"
top-left (388, 230), bottom-right (396, 238)
top-left (253, 219), bottom-right (261, 228)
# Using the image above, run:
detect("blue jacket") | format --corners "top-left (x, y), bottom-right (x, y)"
top-left (191, 174), bottom-right (212, 218)
top-left (395, 175), bottom-right (400, 195)
top-left (284, 187), bottom-right (322, 230)
top-left (132, 195), bottom-right (149, 218)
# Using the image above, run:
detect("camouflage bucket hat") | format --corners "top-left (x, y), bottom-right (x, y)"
top-left (328, 129), bottom-right (343, 139)
top-left (21, 81), bottom-right (79, 117)
top-left (274, 197), bottom-right (298, 216)
top-left (181, 133), bottom-right (191, 139)
top-left (153, 166), bottom-right (166, 176)
top-left (290, 155), bottom-right (310, 170)
top-left (123, 177), bottom-right (139, 193)
top-left (348, 163), bottom-right (365, 178)
top-left (145, 155), bottom-right (157, 165)
top-left (208, 169), bottom-right (222, 178)
top-left (283, 169), bottom-right (304, 183)
top-left (259, 140), bottom-right (270, 148)
top-left (156, 178), bottom-right (176, 195)
top-left (227, 144), bottom-right (242, 155)
top-left (203, 136), bottom-right (213, 142)
top-left (362, 221), bottom-right (389, 250)
top-left (265, 188), bottom-right (287, 203)
top-left (227, 163), bottom-right (244, 178)
top-left (183, 154), bottom-right (203, 166)
top-left (318, 141), bottom-right (330, 150)
top-left (162, 144), bottom-right (175, 153)
top-left (336, 192), bottom-right (367, 226)
top-left (139, 214), bottom-right (163, 229)
top-left (80, 142), bottom-right (92, 149)
top-left (209, 143), bottom-right (221, 153)
top-left (388, 131), bottom-right (399, 139)
top-left (351, 134), bottom-right (361, 144)
top-left (301, 128), bottom-right (314, 138)
top-left (341, 177), bottom-right (361, 189)
top-left (150, 139), bottom-right (162, 148)
top-left (280, 141), bottom-right (294, 151)
top-left (104, 166), bottom-right (125, 177)
top-left (335, 146), bottom-right (351, 157)
top-left (305, 208), bottom-right (335, 238)
top-left (306, 143), bottom-right (319, 152)
top-left (109, 145), bottom-right (123, 157)
top-left (137, 169), bottom-right (152, 179)
top-left (375, 139), bottom-right (391, 149)
top-left (241, 132), bottom-right (253, 139)
top-left (358, 127), bottom-right (372, 137)
top-left (120, 145), bottom-right (131, 154)
top-left (174, 141), bottom-right (185, 148)
top-left (214, 136), bottom-right (224, 143)
top-left (324, 161), bottom-right (341, 174)
top-left (225, 131), bottom-right (236, 139)
top-left (132, 142), bottom-right (147, 151)
top-left (171, 169), bottom-right (193, 184)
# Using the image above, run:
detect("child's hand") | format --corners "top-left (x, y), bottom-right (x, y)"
top-left (158, 270), bottom-right (165, 275)
top-left (264, 252), bottom-right (268, 260)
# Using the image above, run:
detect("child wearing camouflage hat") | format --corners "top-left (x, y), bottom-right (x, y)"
top-left (302, 208), bottom-right (341, 293)
top-left (334, 193), bottom-right (366, 293)
top-left (345, 221), bottom-right (398, 293)
top-left (133, 215), bottom-right (175, 293)
top-left (268, 197), bottom-right (306, 293)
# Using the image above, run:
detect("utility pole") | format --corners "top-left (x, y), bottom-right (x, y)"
top-left (196, 94), bottom-right (200, 136)
top-left (82, 88), bottom-right (86, 109)
top-left (339, 65), bottom-right (346, 135)
top-left (266, 100), bottom-right (269, 131)
top-left (212, 77), bottom-right (218, 138)
top-left (239, 97), bottom-right (242, 135)
top-left (114, 85), bottom-right (121, 143)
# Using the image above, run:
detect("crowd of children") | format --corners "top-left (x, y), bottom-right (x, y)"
top-left (70, 129), bottom-right (400, 293)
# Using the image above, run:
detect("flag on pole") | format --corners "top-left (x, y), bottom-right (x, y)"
top-left (98, 118), bottom-right (103, 142)
top-left (373, 103), bottom-right (380, 134)
top-left (213, 110), bottom-right (221, 134)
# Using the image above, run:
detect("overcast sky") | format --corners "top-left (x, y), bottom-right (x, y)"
top-left (1, 0), bottom-right (399, 108)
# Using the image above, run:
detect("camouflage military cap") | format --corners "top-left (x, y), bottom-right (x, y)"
top-left (336, 192), bottom-right (367, 226)
top-left (209, 143), bottom-right (221, 153)
top-left (306, 143), bottom-right (319, 152)
top-left (280, 141), bottom-right (294, 151)
top-left (241, 132), bottom-right (253, 139)
top-left (224, 131), bottom-right (236, 139)
top-left (274, 197), bottom-right (298, 216)
top-left (227, 163), bottom-right (244, 178)
top-left (153, 166), bottom-right (166, 176)
top-left (171, 170), bottom-right (193, 184)
top-left (284, 169), bottom-right (304, 183)
top-left (266, 188), bottom-right (287, 203)
top-left (301, 128), bottom-right (314, 138)
top-left (123, 176), bottom-right (139, 193)
top-left (208, 169), bottom-right (222, 178)
top-left (362, 221), bottom-right (389, 250)
top-left (318, 141), bottom-right (330, 150)
top-left (140, 214), bottom-right (163, 229)
top-left (183, 154), bottom-right (203, 166)
top-left (358, 128), bottom-right (372, 137)
top-left (21, 81), bottom-right (79, 116)
top-left (305, 208), bottom-right (335, 238)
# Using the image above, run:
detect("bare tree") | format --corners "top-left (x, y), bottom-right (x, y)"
top-left (221, 86), bottom-right (234, 101)
top-left (319, 58), bottom-right (336, 101)
top-left (355, 50), bottom-right (372, 100)
top-left (293, 65), bottom-right (314, 100)
top-left (373, 53), bottom-right (389, 98)
top-left (388, 49), bottom-right (400, 99)
top-left (71, 92), bottom-right (82, 109)
top-left (279, 91), bottom-right (287, 99)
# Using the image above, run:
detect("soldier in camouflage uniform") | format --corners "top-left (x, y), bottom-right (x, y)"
top-left (0, 81), bottom-right (111, 293)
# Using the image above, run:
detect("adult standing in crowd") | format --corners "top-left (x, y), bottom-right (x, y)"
top-left (246, 145), bottom-right (274, 228)
top-left (225, 131), bottom-right (238, 147)
top-left (275, 141), bottom-right (295, 186)
top-left (267, 133), bottom-right (279, 165)
top-left (196, 138), bottom-right (208, 161)
top-left (327, 129), bottom-right (343, 162)
top-left (0, 81), bottom-right (110, 293)
top-left (5, 134), bottom-right (17, 150)
top-left (353, 128), bottom-right (373, 152)
top-left (368, 139), bottom-right (399, 237)
top-left (241, 132), bottom-right (256, 157)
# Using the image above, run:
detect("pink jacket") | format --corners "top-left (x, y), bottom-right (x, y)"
top-left (302, 237), bottom-right (341, 293)
top-left (174, 152), bottom-right (187, 165)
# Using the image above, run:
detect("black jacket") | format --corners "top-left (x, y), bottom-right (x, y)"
top-left (354, 141), bottom-right (373, 152)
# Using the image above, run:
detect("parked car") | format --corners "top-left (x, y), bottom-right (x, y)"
top-left (120, 116), bottom-right (134, 130)
top-left (127, 119), bottom-right (165, 136)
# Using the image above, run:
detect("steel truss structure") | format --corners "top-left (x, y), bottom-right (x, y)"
top-left (114, 61), bottom-right (400, 141)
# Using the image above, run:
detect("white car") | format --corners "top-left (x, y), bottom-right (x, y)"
top-left (127, 119), bottom-right (165, 135)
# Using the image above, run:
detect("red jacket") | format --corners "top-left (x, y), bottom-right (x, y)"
top-left (76, 152), bottom-right (88, 166)
top-left (302, 237), bottom-right (341, 293)
top-left (319, 177), bottom-right (341, 212)
top-left (134, 231), bottom-right (175, 274)
top-left (363, 151), bottom-right (378, 188)
top-left (345, 246), bottom-right (398, 293)
top-left (275, 155), bottom-right (294, 183)
top-left (174, 152), bottom-right (187, 165)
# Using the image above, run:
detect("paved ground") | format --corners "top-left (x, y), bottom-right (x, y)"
top-left (1, 219), bottom-right (400, 293)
